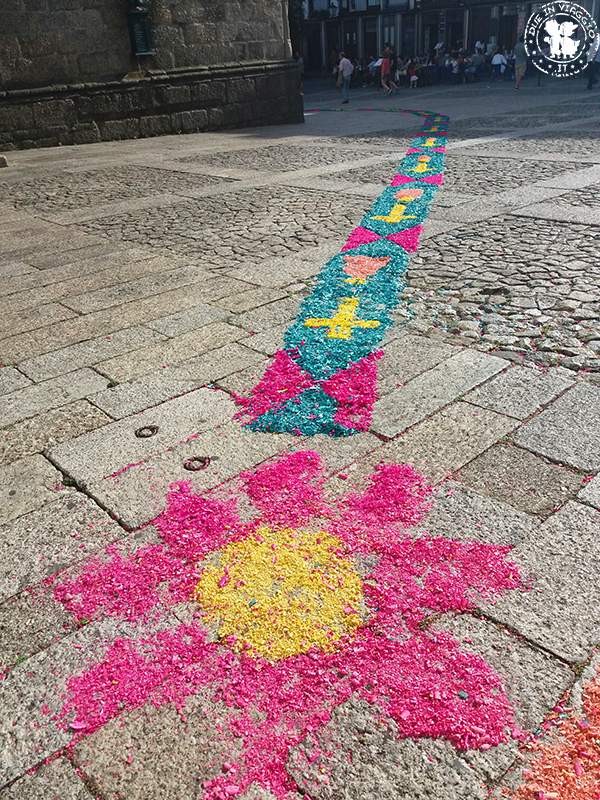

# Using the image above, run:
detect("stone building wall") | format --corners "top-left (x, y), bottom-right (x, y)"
top-left (0, 0), bottom-right (302, 151)
top-left (0, 0), bottom-right (133, 90)
top-left (152, 0), bottom-right (290, 68)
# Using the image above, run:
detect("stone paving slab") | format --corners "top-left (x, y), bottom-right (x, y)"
top-left (177, 144), bottom-right (386, 172)
top-left (0, 223), bottom-right (81, 253)
top-left (289, 699), bottom-right (486, 800)
top-left (0, 301), bottom-right (78, 339)
top-left (0, 246), bottom-right (165, 297)
top-left (0, 613), bottom-right (177, 785)
top-left (0, 588), bottom-right (77, 673)
top-left (215, 357), bottom-right (270, 396)
top-left (215, 285), bottom-right (292, 314)
top-left (371, 350), bottom-right (508, 437)
top-left (370, 402), bottom-right (518, 483)
top-left (423, 482), bottom-right (540, 548)
top-left (59, 264), bottom-right (212, 315)
top-left (1, 252), bottom-right (189, 311)
top-left (0, 525), bottom-right (158, 676)
top-left (0, 369), bottom-right (109, 428)
top-left (18, 326), bottom-right (167, 382)
top-left (0, 261), bottom-right (39, 279)
top-left (378, 334), bottom-right (460, 395)
top-left (578, 473), bottom-right (600, 509)
top-left (0, 399), bottom-right (110, 466)
top-left (242, 322), bottom-right (290, 356)
top-left (0, 279), bottom-right (252, 363)
top-left (325, 403), bottom-right (519, 497)
top-left (0, 366), bottom-right (31, 395)
top-left (433, 614), bottom-right (574, 781)
top-left (225, 244), bottom-right (332, 288)
top-left (465, 365), bottom-right (575, 420)
top-left (538, 162), bottom-right (600, 189)
top-left (85, 421), bottom-right (289, 528)
top-left (480, 501), bottom-right (600, 663)
top-left (90, 342), bottom-right (264, 419)
top-left (144, 302), bottom-right (228, 337)
top-left (490, 653), bottom-right (600, 799)
top-left (48, 388), bottom-right (233, 488)
top-left (232, 296), bottom-right (304, 334)
top-left (72, 693), bottom-right (240, 800)
top-left (513, 382), bottom-right (600, 471)
top-left (27, 240), bottom-right (134, 270)
top-left (95, 321), bottom-right (248, 383)
top-left (0, 758), bottom-right (94, 800)
top-left (0, 229), bottom-right (107, 263)
top-left (0, 491), bottom-right (124, 601)
top-left (512, 201), bottom-right (600, 226)
top-left (458, 443), bottom-right (584, 517)
top-left (0, 455), bottom-right (63, 525)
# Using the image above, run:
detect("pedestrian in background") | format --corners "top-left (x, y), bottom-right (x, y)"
top-left (381, 47), bottom-right (398, 94)
top-left (491, 49), bottom-right (507, 81)
top-left (513, 35), bottom-right (527, 89)
top-left (407, 60), bottom-right (419, 88)
top-left (587, 38), bottom-right (600, 90)
top-left (337, 51), bottom-right (354, 104)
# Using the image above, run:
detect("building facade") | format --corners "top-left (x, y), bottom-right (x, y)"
top-left (0, 0), bottom-right (303, 150)
top-left (302, 0), bottom-right (600, 69)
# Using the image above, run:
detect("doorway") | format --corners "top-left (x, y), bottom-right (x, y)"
top-left (364, 17), bottom-right (378, 60)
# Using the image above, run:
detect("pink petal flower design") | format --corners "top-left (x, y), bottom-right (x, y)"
top-left (54, 451), bottom-right (525, 799)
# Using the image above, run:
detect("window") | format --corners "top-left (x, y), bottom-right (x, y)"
top-left (383, 15), bottom-right (396, 49)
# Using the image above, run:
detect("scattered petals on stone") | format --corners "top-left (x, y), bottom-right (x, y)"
top-left (506, 666), bottom-right (600, 800)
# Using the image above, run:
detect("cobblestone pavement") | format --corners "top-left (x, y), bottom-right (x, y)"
top-left (81, 185), bottom-right (372, 265)
top-left (0, 166), bottom-right (236, 213)
top-left (0, 79), bottom-right (599, 800)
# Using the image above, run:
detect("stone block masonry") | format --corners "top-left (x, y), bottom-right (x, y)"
top-left (0, 0), bottom-right (303, 150)
top-left (0, 62), bottom-right (303, 150)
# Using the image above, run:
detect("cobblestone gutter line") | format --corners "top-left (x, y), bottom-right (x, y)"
top-left (235, 108), bottom-right (449, 437)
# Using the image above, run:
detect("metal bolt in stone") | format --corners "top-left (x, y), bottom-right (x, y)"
top-left (134, 425), bottom-right (159, 438)
top-left (183, 456), bottom-right (211, 471)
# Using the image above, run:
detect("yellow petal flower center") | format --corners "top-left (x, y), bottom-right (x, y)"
top-left (195, 526), bottom-right (364, 661)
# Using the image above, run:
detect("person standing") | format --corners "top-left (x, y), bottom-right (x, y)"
top-left (380, 47), bottom-right (398, 94)
top-left (587, 38), bottom-right (600, 90)
top-left (513, 36), bottom-right (527, 89)
top-left (407, 60), bottom-right (419, 88)
top-left (338, 51), bottom-right (354, 104)
top-left (491, 49), bottom-right (507, 81)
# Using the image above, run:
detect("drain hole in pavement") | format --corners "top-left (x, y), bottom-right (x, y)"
top-left (135, 425), bottom-right (159, 439)
top-left (183, 456), bottom-right (211, 472)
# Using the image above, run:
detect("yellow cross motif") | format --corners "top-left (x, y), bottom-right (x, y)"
top-left (304, 297), bottom-right (380, 340)
top-left (412, 155), bottom-right (433, 174)
top-left (372, 201), bottom-right (416, 224)
top-left (423, 137), bottom-right (437, 147)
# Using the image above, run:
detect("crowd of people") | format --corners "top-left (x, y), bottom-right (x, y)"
top-left (331, 37), bottom-right (532, 100)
